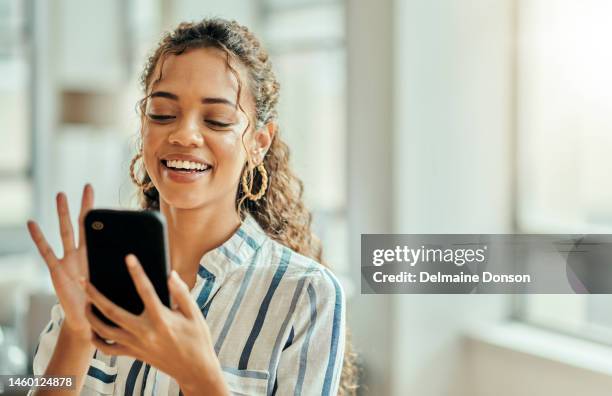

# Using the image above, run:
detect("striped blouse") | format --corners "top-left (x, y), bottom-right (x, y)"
top-left (30, 214), bottom-right (346, 395)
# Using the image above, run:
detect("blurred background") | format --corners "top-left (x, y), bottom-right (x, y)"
top-left (2, 0), bottom-right (612, 395)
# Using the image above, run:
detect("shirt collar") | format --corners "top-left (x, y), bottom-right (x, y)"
top-left (196, 213), bottom-right (268, 281)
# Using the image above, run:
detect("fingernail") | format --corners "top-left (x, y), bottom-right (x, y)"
top-left (171, 270), bottom-right (179, 281)
top-left (126, 255), bottom-right (136, 267)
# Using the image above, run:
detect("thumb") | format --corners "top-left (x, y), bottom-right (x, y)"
top-left (168, 270), bottom-right (199, 319)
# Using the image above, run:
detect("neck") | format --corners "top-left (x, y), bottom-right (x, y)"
top-left (159, 198), bottom-right (241, 288)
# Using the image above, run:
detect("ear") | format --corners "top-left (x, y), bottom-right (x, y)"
top-left (250, 121), bottom-right (277, 164)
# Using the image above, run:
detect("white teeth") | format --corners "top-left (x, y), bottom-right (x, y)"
top-left (165, 159), bottom-right (209, 171)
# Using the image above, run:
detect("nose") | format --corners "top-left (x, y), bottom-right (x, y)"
top-left (168, 113), bottom-right (204, 147)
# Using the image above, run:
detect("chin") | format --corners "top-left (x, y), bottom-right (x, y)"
top-left (158, 188), bottom-right (210, 210)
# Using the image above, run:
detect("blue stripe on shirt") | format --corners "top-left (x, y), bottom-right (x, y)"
top-left (322, 270), bottom-right (343, 395)
top-left (87, 365), bottom-right (117, 384)
top-left (196, 266), bottom-right (216, 309)
top-left (237, 227), bottom-right (260, 250)
top-left (239, 248), bottom-right (291, 370)
top-left (197, 265), bottom-right (215, 280)
top-left (222, 366), bottom-right (269, 380)
top-left (139, 364), bottom-right (151, 396)
top-left (214, 250), bottom-right (260, 355)
top-left (219, 245), bottom-right (242, 265)
top-left (203, 296), bottom-right (214, 318)
top-left (124, 360), bottom-right (144, 396)
top-left (266, 272), bottom-right (309, 394)
top-left (295, 283), bottom-right (318, 396)
top-left (283, 326), bottom-right (295, 351)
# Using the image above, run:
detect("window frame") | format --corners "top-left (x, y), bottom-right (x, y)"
top-left (0, 0), bottom-right (36, 255)
top-left (259, 0), bottom-right (351, 279)
top-left (510, 0), bottom-right (612, 347)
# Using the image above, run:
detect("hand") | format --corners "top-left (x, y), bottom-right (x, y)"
top-left (27, 184), bottom-right (95, 339)
top-left (82, 255), bottom-right (229, 396)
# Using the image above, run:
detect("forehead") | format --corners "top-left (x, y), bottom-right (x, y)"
top-left (149, 47), bottom-right (246, 101)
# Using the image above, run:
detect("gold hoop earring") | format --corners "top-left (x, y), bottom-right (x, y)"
top-left (241, 163), bottom-right (268, 201)
top-left (129, 152), bottom-right (153, 190)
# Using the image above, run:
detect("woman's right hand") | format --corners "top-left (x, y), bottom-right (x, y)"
top-left (27, 184), bottom-right (94, 340)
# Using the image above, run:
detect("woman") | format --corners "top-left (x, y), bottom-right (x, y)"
top-left (27, 18), bottom-right (356, 395)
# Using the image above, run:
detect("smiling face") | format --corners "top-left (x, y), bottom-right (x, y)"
top-left (141, 47), bottom-right (259, 211)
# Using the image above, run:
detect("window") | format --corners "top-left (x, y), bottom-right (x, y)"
top-left (515, 0), bottom-right (612, 343)
top-left (0, 0), bottom-right (32, 253)
top-left (261, 0), bottom-right (349, 276)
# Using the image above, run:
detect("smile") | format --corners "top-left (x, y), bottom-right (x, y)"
top-left (161, 159), bottom-right (212, 173)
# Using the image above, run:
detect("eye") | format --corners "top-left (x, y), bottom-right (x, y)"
top-left (205, 119), bottom-right (233, 129)
top-left (147, 113), bottom-right (175, 123)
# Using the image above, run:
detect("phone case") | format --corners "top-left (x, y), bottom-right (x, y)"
top-left (85, 209), bottom-right (171, 326)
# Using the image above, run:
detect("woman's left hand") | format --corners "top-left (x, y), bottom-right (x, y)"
top-left (82, 254), bottom-right (229, 396)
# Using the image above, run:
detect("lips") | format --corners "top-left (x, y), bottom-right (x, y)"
top-left (159, 154), bottom-right (213, 183)
top-left (161, 159), bottom-right (211, 172)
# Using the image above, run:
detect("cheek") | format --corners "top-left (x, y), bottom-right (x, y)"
top-left (142, 127), bottom-right (162, 178)
top-left (209, 131), bottom-right (247, 174)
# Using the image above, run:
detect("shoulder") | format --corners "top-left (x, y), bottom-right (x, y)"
top-left (239, 214), bottom-right (344, 304)
top-left (256, 238), bottom-right (345, 304)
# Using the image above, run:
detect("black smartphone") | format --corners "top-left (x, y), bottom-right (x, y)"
top-left (85, 209), bottom-right (171, 326)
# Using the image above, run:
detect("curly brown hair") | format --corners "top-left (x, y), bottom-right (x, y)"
top-left (130, 18), bottom-right (359, 395)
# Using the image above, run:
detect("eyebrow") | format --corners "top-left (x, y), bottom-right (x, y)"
top-left (150, 91), bottom-right (236, 108)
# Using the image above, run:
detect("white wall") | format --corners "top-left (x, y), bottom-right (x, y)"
top-left (390, 0), bottom-right (514, 395)
top-left (346, 0), bottom-right (395, 395)
top-left (466, 337), bottom-right (612, 396)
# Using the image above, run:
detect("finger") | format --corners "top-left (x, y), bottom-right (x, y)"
top-left (78, 184), bottom-right (94, 249)
top-left (125, 255), bottom-right (164, 321)
top-left (85, 304), bottom-right (134, 345)
top-left (56, 192), bottom-right (76, 253)
top-left (26, 220), bottom-right (59, 270)
top-left (168, 270), bottom-right (199, 319)
top-left (83, 279), bottom-right (140, 332)
top-left (91, 335), bottom-right (133, 357)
